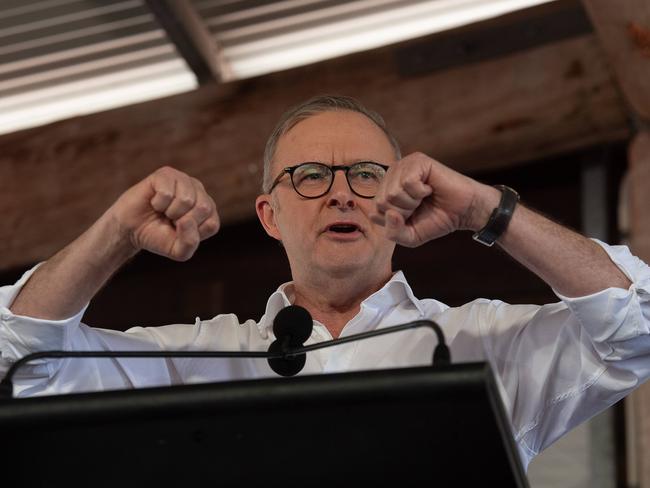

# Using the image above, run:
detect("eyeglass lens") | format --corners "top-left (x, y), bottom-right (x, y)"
top-left (292, 162), bottom-right (386, 198)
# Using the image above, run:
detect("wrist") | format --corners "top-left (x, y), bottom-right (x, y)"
top-left (464, 184), bottom-right (502, 232)
top-left (472, 185), bottom-right (520, 246)
top-left (95, 209), bottom-right (140, 264)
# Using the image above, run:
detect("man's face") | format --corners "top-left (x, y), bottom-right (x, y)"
top-left (256, 110), bottom-right (397, 280)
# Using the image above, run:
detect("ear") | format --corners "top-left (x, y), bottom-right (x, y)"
top-left (256, 194), bottom-right (282, 241)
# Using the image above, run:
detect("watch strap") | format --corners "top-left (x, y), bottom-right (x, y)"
top-left (472, 185), bottom-right (519, 247)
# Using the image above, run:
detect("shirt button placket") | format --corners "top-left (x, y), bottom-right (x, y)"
top-left (322, 307), bottom-right (379, 373)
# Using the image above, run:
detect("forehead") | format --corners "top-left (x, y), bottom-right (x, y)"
top-left (274, 110), bottom-right (396, 167)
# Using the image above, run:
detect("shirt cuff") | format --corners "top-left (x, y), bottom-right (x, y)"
top-left (0, 263), bottom-right (88, 364)
top-left (554, 239), bottom-right (650, 348)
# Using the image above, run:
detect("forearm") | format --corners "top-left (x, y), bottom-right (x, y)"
top-left (469, 185), bottom-right (632, 297)
top-left (9, 211), bottom-right (137, 320)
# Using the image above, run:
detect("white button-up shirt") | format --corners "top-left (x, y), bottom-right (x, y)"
top-left (1, 240), bottom-right (650, 469)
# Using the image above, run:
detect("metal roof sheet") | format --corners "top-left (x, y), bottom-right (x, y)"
top-left (0, 0), bottom-right (555, 136)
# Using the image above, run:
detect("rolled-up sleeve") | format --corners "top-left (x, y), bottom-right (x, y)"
top-left (0, 264), bottom-right (88, 394)
top-left (559, 240), bottom-right (650, 353)
top-left (512, 240), bottom-right (650, 467)
top-left (0, 265), bottom-right (258, 397)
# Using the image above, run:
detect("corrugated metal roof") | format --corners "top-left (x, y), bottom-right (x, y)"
top-left (198, 0), bottom-right (556, 79)
top-left (0, 0), bottom-right (555, 136)
top-left (0, 0), bottom-right (196, 135)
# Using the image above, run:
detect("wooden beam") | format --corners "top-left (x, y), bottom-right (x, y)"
top-left (586, 1), bottom-right (650, 475)
top-left (398, 0), bottom-right (593, 76)
top-left (629, 132), bottom-right (650, 257)
top-left (144, 0), bottom-right (231, 83)
top-left (582, 0), bottom-right (650, 120)
top-left (0, 20), bottom-right (631, 271)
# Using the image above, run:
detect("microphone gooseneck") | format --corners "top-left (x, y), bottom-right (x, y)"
top-left (265, 305), bottom-right (451, 376)
top-left (0, 305), bottom-right (450, 399)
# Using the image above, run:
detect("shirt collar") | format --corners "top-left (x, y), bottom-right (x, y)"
top-left (363, 270), bottom-right (426, 316)
top-left (258, 270), bottom-right (425, 333)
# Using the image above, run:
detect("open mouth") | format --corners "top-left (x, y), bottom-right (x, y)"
top-left (327, 224), bottom-right (360, 234)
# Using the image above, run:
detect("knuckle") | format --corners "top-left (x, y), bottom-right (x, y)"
top-left (403, 179), bottom-right (422, 194)
top-left (386, 190), bottom-right (401, 202)
top-left (181, 231), bottom-right (199, 248)
top-left (175, 251), bottom-right (191, 262)
top-left (192, 177), bottom-right (205, 190)
top-left (157, 165), bottom-right (176, 176)
top-left (403, 177), bottom-right (417, 188)
top-left (177, 248), bottom-right (195, 262)
top-left (178, 195), bottom-right (195, 207)
top-left (202, 218), bottom-right (218, 232)
top-left (195, 202), bottom-right (212, 216)
top-left (205, 221), bottom-right (220, 235)
top-left (156, 188), bottom-right (173, 199)
top-left (402, 180), bottom-right (417, 192)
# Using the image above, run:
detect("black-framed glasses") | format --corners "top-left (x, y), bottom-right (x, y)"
top-left (268, 161), bottom-right (390, 199)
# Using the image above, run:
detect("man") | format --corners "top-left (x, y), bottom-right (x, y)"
top-left (1, 95), bottom-right (649, 469)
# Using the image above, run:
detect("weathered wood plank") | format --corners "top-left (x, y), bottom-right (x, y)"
top-left (0, 29), bottom-right (630, 271)
top-left (583, 0), bottom-right (650, 120)
top-left (629, 132), bottom-right (650, 259)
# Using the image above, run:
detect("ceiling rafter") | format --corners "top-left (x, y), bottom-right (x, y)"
top-left (144, 0), bottom-right (231, 84)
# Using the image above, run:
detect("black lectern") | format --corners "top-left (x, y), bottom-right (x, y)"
top-left (0, 362), bottom-right (528, 487)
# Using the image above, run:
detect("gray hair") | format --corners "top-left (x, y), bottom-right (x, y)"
top-left (262, 95), bottom-right (402, 193)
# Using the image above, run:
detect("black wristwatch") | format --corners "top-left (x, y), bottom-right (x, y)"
top-left (472, 185), bottom-right (520, 247)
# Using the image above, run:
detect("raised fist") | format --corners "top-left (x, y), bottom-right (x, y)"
top-left (109, 166), bottom-right (220, 261)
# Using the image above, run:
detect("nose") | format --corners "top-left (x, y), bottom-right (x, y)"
top-left (326, 170), bottom-right (355, 209)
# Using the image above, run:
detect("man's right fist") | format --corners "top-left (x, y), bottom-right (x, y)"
top-left (109, 166), bottom-right (220, 261)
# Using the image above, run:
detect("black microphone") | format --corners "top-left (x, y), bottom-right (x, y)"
top-left (267, 305), bottom-right (313, 376)
top-left (0, 306), bottom-right (450, 399)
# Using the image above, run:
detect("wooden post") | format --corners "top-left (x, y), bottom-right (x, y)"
top-left (626, 131), bottom-right (650, 487)
top-left (583, 1), bottom-right (650, 484)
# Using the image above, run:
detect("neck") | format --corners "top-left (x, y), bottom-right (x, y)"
top-left (291, 268), bottom-right (392, 338)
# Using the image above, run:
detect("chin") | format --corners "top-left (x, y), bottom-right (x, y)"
top-left (328, 256), bottom-right (388, 280)
top-left (316, 257), bottom-right (367, 278)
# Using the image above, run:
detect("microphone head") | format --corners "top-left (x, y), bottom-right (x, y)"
top-left (273, 305), bottom-right (313, 346)
top-left (267, 341), bottom-right (306, 377)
